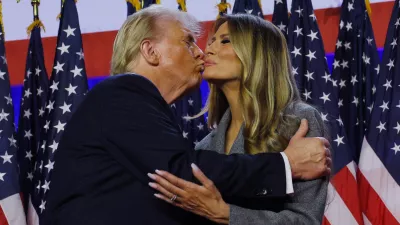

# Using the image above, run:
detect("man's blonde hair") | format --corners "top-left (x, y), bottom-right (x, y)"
top-left (111, 5), bottom-right (201, 75)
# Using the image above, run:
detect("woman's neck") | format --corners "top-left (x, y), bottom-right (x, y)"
top-left (220, 82), bottom-right (243, 130)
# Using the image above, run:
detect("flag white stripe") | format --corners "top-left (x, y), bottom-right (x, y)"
top-left (324, 182), bottom-right (359, 225)
top-left (359, 137), bottom-right (400, 222)
top-left (0, 193), bottom-right (26, 225)
top-left (27, 195), bottom-right (39, 225)
top-left (347, 161), bottom-right (358, 180)
top-left (363, 213), bottom-right (372, 225)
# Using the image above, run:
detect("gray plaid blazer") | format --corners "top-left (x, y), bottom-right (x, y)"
top-left (195, 102), bottom-right (329, 225)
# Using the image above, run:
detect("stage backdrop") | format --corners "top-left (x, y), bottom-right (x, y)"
top-left (3, 0), bottom-right (394, 124)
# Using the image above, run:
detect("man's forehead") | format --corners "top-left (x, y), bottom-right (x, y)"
top-left (158, 20), bottom-right (196, 39)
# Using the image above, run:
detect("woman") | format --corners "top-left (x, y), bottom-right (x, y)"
top-left (148, 14), bottom-right (329, 225)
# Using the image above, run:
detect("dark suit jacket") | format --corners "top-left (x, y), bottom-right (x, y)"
top-left (42, 74), bottom-right (287, 225)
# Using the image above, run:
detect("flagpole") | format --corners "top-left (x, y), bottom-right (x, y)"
top-left (217, 0), bottom-right (231, 18)
top-left (0, 0), bottom-right (4, 35)
top-left (27, 0), bottom-right (45, 35)
top-left (177, 0), bottom-right (186, 12)
top-left (32, 0), bottom-right (39, 20)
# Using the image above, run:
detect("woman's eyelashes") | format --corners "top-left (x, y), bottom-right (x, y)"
top-left (221, 39), bottom-right (230, 44)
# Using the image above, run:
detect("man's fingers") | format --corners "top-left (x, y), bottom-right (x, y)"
top-left (326, 157), bottom-right (332, 168)
top-left (324, 167), bottom-right (331, 176)
top-left (291, 119), bottom-right (308, 141)
top-left (148, 172), bottom-right (187, 198)
top-left (317, 137), bottom-right (330, 149)
top-left (325, 147), bottom-right (331, 158)
top-left (191, 164), bottom-right (215, 190)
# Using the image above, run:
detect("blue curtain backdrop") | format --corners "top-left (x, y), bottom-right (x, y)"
top-left (10, 50), bottom-right (384, 127)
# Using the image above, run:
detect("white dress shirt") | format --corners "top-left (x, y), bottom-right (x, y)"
top-left (280, 152), bottom-right (294, 194)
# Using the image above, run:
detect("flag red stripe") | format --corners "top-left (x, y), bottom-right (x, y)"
top-left (0, 207), bottom-right (9, 225)
top-left (357, 170), bottom-right (400, 225)
top-left (331, 166), bottom-right (364, 225)
top-left (323, 216), bottom-right (332, 225)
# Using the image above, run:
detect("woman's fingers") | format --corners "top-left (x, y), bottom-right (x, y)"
top-left (154, 193), bottom-right (194, 211)
top-left (153, 169), bottom-right (196, 190)
top-left (147, 173), bottom-right (186, 198)
top-left (191, 164), bottom-right (216, 191)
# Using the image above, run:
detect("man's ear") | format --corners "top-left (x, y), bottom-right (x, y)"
top-left (140, 39), bottom-right (160, 66)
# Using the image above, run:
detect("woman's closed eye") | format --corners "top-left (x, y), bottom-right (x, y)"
top-left (221, 39), bottom-right (230, 44)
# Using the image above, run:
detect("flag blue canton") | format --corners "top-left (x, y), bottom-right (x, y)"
top-left (365, 0), bottom-right (400, 185)
top-left (330, 0), bottom-right (380, 162)
top-left (170, 90), bottom-right (208, 148)
top-left (142, 0), bottom-right (158, 8)
top-left (0, 24), bottom-right (21, 201)
top-left (287, 0), bottom-right (352, 172)
top-left (272, 0), bottom-right (289, 39)
top-left (127, 1), bottom-right (137, 16)
top-left (31, 0), bottom-right (88, 216)
top-left (16, 25), bottom-right (49, 210)
top-left (232, 0), bottom-right (263, 18)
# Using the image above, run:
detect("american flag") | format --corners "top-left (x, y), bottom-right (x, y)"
top-left (0, 16), bottom-right (27, 225)
top-left (358, 0), bottom-right (400, 224)
top-left (170, 91), bottom-right (209, 148)
top-left (28, 0), bottom-right (88, 223)
top-left (169, 1), bottom-right (209, 148)
top-left (16, 25), bottom-right (49, 213)
top-left (126, 0), bottom-right (140, 16)
top-left (142, 0), bottom-right (159, 8)
top-left (232, 0), bottom-right (263, 18)
top-left (177, 0), bottom-right (186, 12)
top-left (272, 0), bottom-right (289, 40)
top-left (331, 0), bottom-right (380, 162)
top-left (286, 0), bottom-right (363, 225)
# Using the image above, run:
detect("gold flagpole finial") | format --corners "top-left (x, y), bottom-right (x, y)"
top-left (0, 0), bottom-right (4, 35)
top-left (217, 0), bottom-right (231, 18)
top-left (127, 0), bottom-right (142, 12)
top-left (365, 0), bottom-right (372, 17)
top-left (177, 0), bottom-right (186, 12)
top-left (258, 0), bottom-right (263, 15)
top-left (27, 0), bottom-right (45, 35)
top-left (32, 0), bottom-right (40, 19)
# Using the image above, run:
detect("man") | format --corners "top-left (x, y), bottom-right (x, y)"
top-left (43, 5), bottom-right (331, 225)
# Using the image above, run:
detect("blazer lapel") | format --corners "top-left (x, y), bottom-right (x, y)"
top-left (210, 109), bottom-right (245, 155)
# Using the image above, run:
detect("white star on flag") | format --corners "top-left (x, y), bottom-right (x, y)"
top-left (63, 25), bottom-right (76, 37)
top-left (0, 151), bottom-right (13, 164)
top-left (54, 61), bottom-right (65, 74)
top-left (57, 42), bottom-right (70, 55)
top-left (71, 66), bottom-right (83, 77)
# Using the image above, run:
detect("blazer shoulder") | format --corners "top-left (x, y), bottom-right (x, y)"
top-left (284, 102), bottom-right (326, 138)
top-left (285, 102), bottom-right (320, 117)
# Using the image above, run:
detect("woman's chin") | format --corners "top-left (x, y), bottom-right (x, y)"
top-left (201, 71), bottom-right (216, 81)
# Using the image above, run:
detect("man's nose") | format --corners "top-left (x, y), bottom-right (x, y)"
top-left (193, 43), bottom-right (205, 59)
